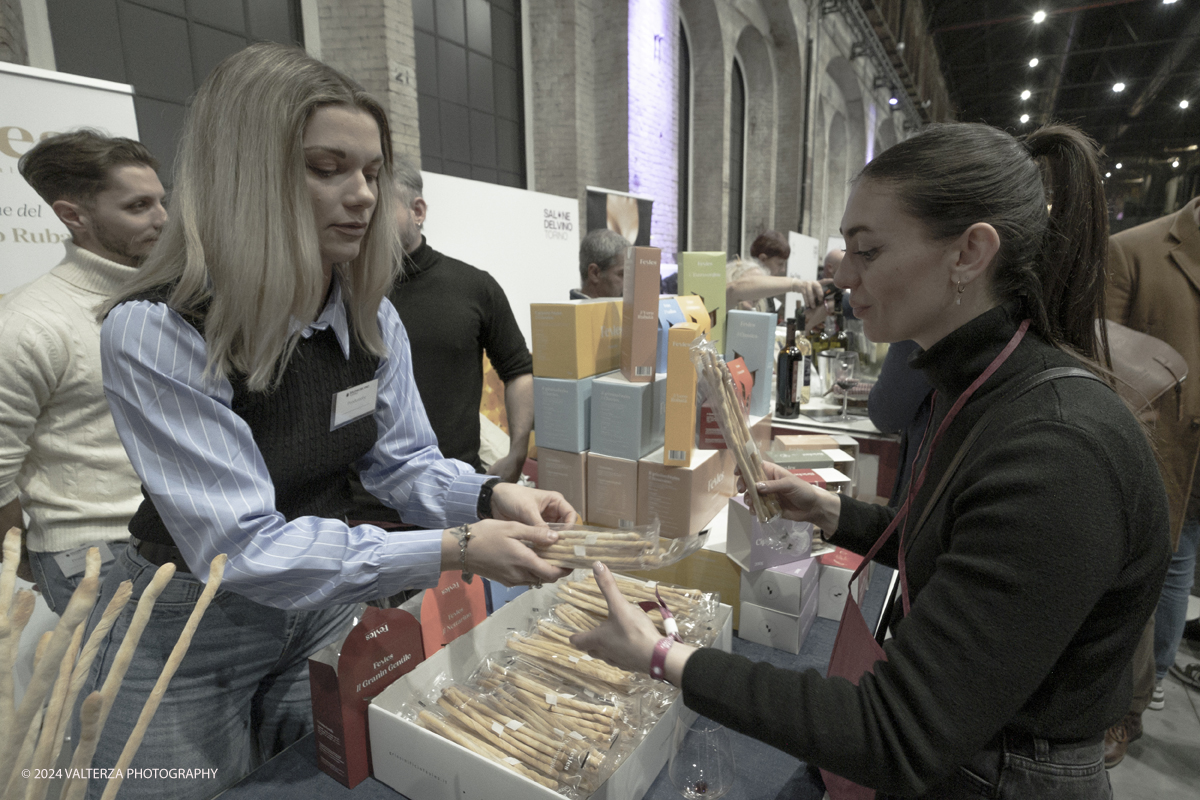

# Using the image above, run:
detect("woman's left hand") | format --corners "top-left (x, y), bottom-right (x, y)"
top-left (490, 483), bottom-right (577, 526)
top-left (569, 562), bottom-right (670, 674)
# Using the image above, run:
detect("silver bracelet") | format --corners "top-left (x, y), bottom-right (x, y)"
top-left (455, 524), bottom-right (474, 583)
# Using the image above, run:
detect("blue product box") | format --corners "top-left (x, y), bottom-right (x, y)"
top-left (656, 297), bottom-right (686, 375)
top-left (533, 374), bottom-right (600, 453)
top-left (590, 372), bottom-right (667, 461)
top-left (725, 310), bottom-right (777, 417)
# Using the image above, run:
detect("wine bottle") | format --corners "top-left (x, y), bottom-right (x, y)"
top-left (776, 319), bottom-right (808, 418)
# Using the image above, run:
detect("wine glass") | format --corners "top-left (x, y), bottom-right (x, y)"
top-left (833, 350), bottom-right (859, 421)
top-left (668, 715), bottom-right (736, 799)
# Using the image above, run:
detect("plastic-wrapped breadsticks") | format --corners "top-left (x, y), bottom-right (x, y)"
top-left (553, 574), bottom-right (720, 647)
top-left (539, 520), bottom-right (704, 572)
top-left (688, 339), bottom-right (782, 523)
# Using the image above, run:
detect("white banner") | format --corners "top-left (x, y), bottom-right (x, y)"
top-left (786, 231), bottom-right (821, 322)
top-left (419, 172), bottom-right (580, 346)
top-left (0, 62), bottom-right (139, 294)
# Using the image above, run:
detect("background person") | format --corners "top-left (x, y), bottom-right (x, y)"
top-left (0, 130), bottom-right (166, 613)
top-left (87, 43), bottom-right (572, 800)
top-left (572, 228), bottom-right (629, 299)
top-left (573, 122), bottom-right (1169, 799)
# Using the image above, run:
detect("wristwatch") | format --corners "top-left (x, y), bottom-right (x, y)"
top-left (454, 524), bottom-right (474, 583)
top-left (476, 477), bottom-right (501, 519)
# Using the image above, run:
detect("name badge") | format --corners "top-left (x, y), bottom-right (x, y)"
top-left (331, 379), bottom-right (379, 431)
top-left (52, 541), bottom-right (116, 578)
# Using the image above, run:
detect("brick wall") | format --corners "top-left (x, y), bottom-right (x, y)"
top-left (0, 0), bottom-right (28, 65)
top-left (628, 0), bottom-right (678, 257)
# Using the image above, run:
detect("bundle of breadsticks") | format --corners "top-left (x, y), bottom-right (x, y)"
top-left (0, 527), bottom-right (226, 800)
top-left (538, 520), bottom-right (704, 572)
top-left (552, 573), bottom-right (720, 647)
top-left (688, 339), bottom-right (783, 524)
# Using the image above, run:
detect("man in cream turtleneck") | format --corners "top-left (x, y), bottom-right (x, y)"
top-left (0, 130), bottom-right (166, 612)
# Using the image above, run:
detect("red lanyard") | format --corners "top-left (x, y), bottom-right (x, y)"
top-left (855, 319), bottom-right (1031, 616)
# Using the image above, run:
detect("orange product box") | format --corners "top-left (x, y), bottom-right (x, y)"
top-left (530, 299), bottom-right (623, 379)
top-left (621, 246), bottom-right (661, 382)
top-left (674, 294), bottom-right (712, 341)
top-left (775, 434), bottom-right (840, 451)
top-left (664, 322), bottom-right (702, 467)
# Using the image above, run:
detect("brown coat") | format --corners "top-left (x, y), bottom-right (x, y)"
top-left (1107, 196), bottom-right (1200, 549)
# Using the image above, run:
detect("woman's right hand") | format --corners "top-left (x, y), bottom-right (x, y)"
top-left (441, 520), bottom-right (572, 587)
top-left (741, 460), bottom-right (843, 531)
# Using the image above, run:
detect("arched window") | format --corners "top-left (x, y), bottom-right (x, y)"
top-left (678, 20), bottom-right (692, 252)
top-left (727, 58), bottom-right (746, 258)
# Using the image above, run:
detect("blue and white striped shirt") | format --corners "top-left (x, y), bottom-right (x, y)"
top-left (100, 282), bottom-right (488, 610)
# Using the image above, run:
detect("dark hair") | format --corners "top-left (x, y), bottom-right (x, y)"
top-left (857, 122), bottom-right (1109, 363)
top-left (18, 129), bottom-right (159, 206)
top-left (750, 230), bottom-right (790, 261)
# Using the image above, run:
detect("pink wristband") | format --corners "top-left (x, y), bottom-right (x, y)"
top-left (649, 636), bottom-right (675, 681)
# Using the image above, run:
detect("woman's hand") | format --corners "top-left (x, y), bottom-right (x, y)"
top-left (741, 460), bottom-right (843, 532)
top-left (490, 482), bottom-right (577, 525)
top-left (569, 562), bottom-right (668, 674)
top-left (444, 520), bottom-right (572, 587)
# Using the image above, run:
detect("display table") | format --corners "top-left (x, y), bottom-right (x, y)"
top-left (220, 567), bottom-right (894, 800)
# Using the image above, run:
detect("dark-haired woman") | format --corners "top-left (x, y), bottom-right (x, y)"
top-left (574, 123), bottom-right (1170, 799)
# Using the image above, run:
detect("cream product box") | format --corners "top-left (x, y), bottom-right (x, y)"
top-left (590, 372), bottom-right (666, 461)
top-left (621, 246), bottom-right (661, 382)
top-left (775, 434), bottom-right (840, 451)
top-left (535, 448), bottom-right (587, 516)
top-left (530, 299), bottom-right (622, 379)
top-left (674, 294), bottom-right (712, 341)
top-left (768, 449), bottom-right (835, 471)
top-left (724, 310), bottom-right (776, 417)
top-left (740, 557), bottom-right (819, 616)
top-left (678, 251), bottom-right (727, 352)
top-left (664, 322), bottom-right (702, 467)
top-left (656, 297), bottom-right (685, 374)
top-left (586, 452), bottom-right (639, 529)
top-left (737, 596), bottom-right (818, 655)
top-left (817, 547), bottom-right (872, 621)
top-left (532, 374), bottom-right (600, 453)
top-left (725, 496), bottom-right (813, 572)
top-left (637, 446), bottom-right (735, 540)
top-left (626, 505), bottom-right (744, 627)
top-left (368, 581), bottom-right (733, 800)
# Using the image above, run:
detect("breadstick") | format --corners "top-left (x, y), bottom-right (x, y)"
top-left (84, 546), bottom-right (101, 581)
top-left (436, 697), bottom-right (559, 776)
top-left (443, 688), bottom-right (570, 765)
top-left (555, 589), bottom-right (610, 618)
top-left (0, 527), bottom-right (20, 618)
top-left (418, 711), bottom-right (559, 790)
top-left (507, 639), bottom-right (626, 683)
top-left (101, 556), bottom-right (226, 800)
top-left (0, 576), bottom-right (97, 793)
top-left (67, 563), bottom-right (176, 790)
top-left (1, 630), bottom-right (51, 800)
top-left (552, 530), bottom-right (644, 542)
top-left (50, 580), bottom-right (134, 768)
top-left (60, 692), bottom-right (104, 800)
top-left (25, 622), bottom-right (86, 800)
top-left (492, 668), bottom-right (618, 721)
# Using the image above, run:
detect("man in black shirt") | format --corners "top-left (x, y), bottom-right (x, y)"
top-left (386, 158), bottom-right (534, 482)
top-left (574, 228), bottom-right (629, 299)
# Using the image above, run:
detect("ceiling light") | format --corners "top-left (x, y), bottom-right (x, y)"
top-left (1172, 159), bottom-right (1181, 167)
top-left (1020, 114), bottom-right (1030, 124)
top-left (1163, 0), bottom-right (1178, 5)
top-left (1115, 162), bottom-right (1123, 169)
top-left (1032, 10), bottom-right (1047, 24)
top-left (1182, 100), bottom-right (1190, 109)
top-left (1105, 172), bottom-right (1112, 178)
top-left (1029, 57), bottom-right (1039, 68)
top-left (888, 95), bottom-right (899, 106)
top-left (1112, 82), bottom-right (1126, 93)
top-left (1021, 89), bottom-right (1032, 100)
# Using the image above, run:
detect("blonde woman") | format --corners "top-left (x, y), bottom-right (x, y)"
top-left (88, 43), bottom-right (572, 799)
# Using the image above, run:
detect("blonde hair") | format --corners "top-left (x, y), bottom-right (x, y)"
top-left (108, 42), bottom-right (399, 391)
top-left (726, 256), bottom-right (769, 313)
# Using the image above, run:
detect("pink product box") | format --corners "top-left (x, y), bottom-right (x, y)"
top-left (725, 496), bottom-right (813, 572)
top-left (737, 596), bottom-right (818, 655)
top-left (739, 557), bottom-right (818, 617)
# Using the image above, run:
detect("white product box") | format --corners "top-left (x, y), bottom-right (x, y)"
top-left (738, 596), bottom-right (818, 655)
top-left (368, 581), bottom-right (733, 800)
top-left (725, 496), bottom-right (813, 573)
top-left (590, 372), bottom-right (666, 461)
top-left (817, 548), bottom-right (872, 621)
top-left (724, 310), bottom-right (776, 417)
top-left (533, 374), bottom-right (603, 453)
top-left (811, 467), bottom-right (852, 494)
top-left (823, 447), bottom-right (857, 495)
top-left (739, 557), bottom-right (818, 616)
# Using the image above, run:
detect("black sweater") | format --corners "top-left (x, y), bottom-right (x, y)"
top-left (389, 238), bottom-right (532, 470)
top-left (682, 305), bottom-right (1170, 796)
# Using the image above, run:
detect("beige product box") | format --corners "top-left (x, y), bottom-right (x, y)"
top-left (664, 322), bottom-right (702, 467)
top-left (677, 251), bottom-right (728, 352)
top-left (531, 299), bottom-right (623, 379)
top-left (775, 434), bottom-right (840, 451)
top-left (621, 246), bottom-right (661, 382)
top-left (587, 452), bottom-right (639, 529)
top-left (627, 505), bottom-right (744, 628)
top-left (536, 448), bottom-right (587, 518)
top-left (368, 581), bottom-right (733, 800)
top-left (637, 446), bottom-right (736, 540)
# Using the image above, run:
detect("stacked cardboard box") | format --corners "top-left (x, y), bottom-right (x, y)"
top-left (724, 310), bottom-right (776, 417)
top-left (738, 557), bottom-right (820, 654)
top-left (677, 251), bottom-right (727, 352)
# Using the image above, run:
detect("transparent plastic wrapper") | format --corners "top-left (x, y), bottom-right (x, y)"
top-left (553, 574), bottom-right (719, 646)
top-left (689, 338), bottom-right (783, 523)
top-left (539, 519), bottom-right (704, 571)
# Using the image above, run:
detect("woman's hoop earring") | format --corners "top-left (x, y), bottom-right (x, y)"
top-left (956, 280), bottom-right (966, 306)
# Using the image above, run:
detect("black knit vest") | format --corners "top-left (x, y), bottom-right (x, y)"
top-left (124, 286), bottom-right (380, 547)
